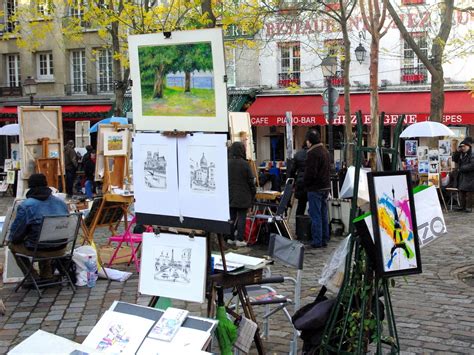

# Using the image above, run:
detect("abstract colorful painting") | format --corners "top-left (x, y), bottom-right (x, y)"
top-left (368, 171), bottom-right (422, 277)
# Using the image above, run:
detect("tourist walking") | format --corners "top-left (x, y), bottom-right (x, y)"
top-left (453, 137), bottom-right (473, 212)
top-left (304, 130), bottom-right (331, 248)
top-left (228, 142), bottom-right (256, 247)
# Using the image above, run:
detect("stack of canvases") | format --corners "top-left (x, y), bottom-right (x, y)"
top-left (128, 28), bottom-right (229, 303)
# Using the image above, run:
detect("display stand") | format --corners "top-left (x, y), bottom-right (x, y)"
top-left (320, 112), bottom-right (403, 354)
top-left (140, 130), bottom-right (266, 355)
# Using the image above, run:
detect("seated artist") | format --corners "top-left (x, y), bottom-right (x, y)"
top-left (9, 173), bottom-right (69, 281)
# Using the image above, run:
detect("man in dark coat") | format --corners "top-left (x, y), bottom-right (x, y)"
top-left (304, 130), bottom-right (331, 248)
top-left (453, 137), bottom-right (474, 212)
top-left (291, 144), bottom-right (308, 215)
top-left (82, 145), bottom-right (96, 200)
top-left (228, 142), bottom-right (256, 247)
top-left (64, 140), bottom-right (78, 198)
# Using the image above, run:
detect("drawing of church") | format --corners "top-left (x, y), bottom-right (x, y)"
top-left (190, 153), bottom-right (215, 191)
top-left (145, 151), bottom-right (166, 174)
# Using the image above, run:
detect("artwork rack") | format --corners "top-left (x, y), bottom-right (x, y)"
top-left (320, 111), bottom-right (403, 354)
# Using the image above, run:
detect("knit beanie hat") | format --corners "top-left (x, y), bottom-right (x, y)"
top-left (460, 137), bottom-right (472, 147)
top-left (28, 173), bottom-right (48, 188)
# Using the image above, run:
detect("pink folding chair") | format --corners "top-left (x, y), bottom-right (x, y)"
top-left (107, 216), bottom-right (152, 272)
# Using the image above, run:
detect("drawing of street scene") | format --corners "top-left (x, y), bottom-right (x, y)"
top-left (143, 145), bottom-right (167, 189)
top-left (96, 323), bottom-right (130, 352)
top-left (189, 148), bottom-right (216, 193)
top-left (154, 247), bottom-right (191, 284)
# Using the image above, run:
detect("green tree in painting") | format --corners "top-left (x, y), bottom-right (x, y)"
top-left (175, 43), bottom-right (213, 92)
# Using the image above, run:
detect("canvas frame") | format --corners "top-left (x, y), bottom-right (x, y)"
top-left (229, 112), bottom-right (255, 160)
top-left (129, 28), bottom-right (228, 132)
top-left (103, 130), bottom-right (129, 156)
top-left (367, 171), bottom-right (422, 278)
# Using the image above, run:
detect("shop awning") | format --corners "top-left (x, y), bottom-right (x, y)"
top-left (247, 90), bottom-right (474, 126)
top-left (0, 104), bottom-right (113, 121)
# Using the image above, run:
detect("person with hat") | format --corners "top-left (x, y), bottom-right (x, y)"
top-left (452, 137), bottom-right (473, 212)
top-left (9, 173), bottom-right (69, 280)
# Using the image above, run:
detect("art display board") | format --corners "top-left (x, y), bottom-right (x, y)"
top-left (95, 124), bottom-right (132, 181)
top-left (75, 121), bottom-right (91, 148)
top-left (104, 130), bottom-right (129, 156)
top-left (18, 106), bottom-right (64, 179)
top-left (82, 310), bottom-right (155, 353)
top-left (367, 171), bottom-right (422, 277)
top-left (134, 133), bottom-right (230, 222)
top-left (139, 233), bottom-right (207, 303)
top-left (229, 112), bottom-right (255, 160)
top-left (129, 28), bottom-right (228, 132)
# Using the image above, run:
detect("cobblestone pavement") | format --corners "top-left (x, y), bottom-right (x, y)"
top-left (0, 195), bottom-right (473, 354)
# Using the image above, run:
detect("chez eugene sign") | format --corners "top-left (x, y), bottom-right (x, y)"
top-left (250, 113), bottom-right (472, 127)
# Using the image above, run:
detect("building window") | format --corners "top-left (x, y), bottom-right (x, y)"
top-left (68, 0), bottom-right (89, 27)
top-left (225, 47), bottom-right (236, 88)
top-left (401, 33), bottom-right (428, 84)
top-left (96, 49), bottom-right (113, 93)
top-left (6, 54), bottom-right (21, 87)
top-left (36, 52), bottom-right (54, 80)
top-left (37, 0), bottom-right (52, 16)
top-left (278, 42), bottom-right (300, 88)
top-left (5, 0), bottom-right (18, 32)
top-left (324, 39), bottom-right (345, 87)
top-left (70, 50), bottom-right (86, 93)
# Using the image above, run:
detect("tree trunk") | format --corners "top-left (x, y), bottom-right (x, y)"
top-left (111, 21), bottom-right (124, 116)
top-left (200, 0), bottom-right (216, 28)
top-left (185, 71), bottom-right (191, 92)
top-left (341, 19), bottom-right (353, 166)
top-left (153, 66), bottom-right (165, 98)
top-left (369, 36), bottom-right (380, 168)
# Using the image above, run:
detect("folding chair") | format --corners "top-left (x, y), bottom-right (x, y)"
top-left (14, 213), bottom-right (82, 297)
top-left (249, 178), bottom-right (295, 240)
top-left (229, 233), bottom-right (304, 355)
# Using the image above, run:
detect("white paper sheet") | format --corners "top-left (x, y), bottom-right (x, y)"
top-left (139, 233), bottom-right (207, 303)
top-left (133, 133), bottom-right (180, 217)
top-left (178, 134), bottom-right (229, 222)
top-left (9, 330), bottom-right (94, 354)
top-left (82, 310), bottom-right (155, 354)
top-left (137, 337), bottom-right (211, 355)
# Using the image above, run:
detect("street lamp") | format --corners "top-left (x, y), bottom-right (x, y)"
top-left (355, 31), bottom-right (367, 64)
top-left (23, 76), bottom-right (37, 105)
top-left (321, 55), bottom-right (337, 164)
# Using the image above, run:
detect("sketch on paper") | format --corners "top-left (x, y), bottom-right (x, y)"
top-left (154, 246), bottom-right (191, 284)
top-left (143, 145), bottom-right (167, 189)
top-left (417, 146), bottom-right (429, 161)
top-left (96, 323), bottom-right (131, 352)
top-left (438, 140), bottom-right (451, 155)
top-left (188, 146), bottom-right (216, 193)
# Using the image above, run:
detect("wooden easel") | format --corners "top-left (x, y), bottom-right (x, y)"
top-left (102, 122), bottom-right (130, 193)
top-left (35, 137), bottom-right (66, 189)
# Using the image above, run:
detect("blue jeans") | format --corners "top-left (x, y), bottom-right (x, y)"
top-left (307, 191), bottom-right (330, 246)
top-left (85, 180), bottom-right (94, 199)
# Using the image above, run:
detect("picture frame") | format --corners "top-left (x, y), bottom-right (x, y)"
top-left (404, 140), bottom-right (417, 157)
top-left (6, 170), bottom-right (15, 184)
top-left (103, 130), bottom-right (129, 156)
top-left (418, 160), bottom-right (429, 174)
top-left (438, 140), bottom-right (451, 155)
top-left (428, 173), bottom-right (439, 187)
top-left (139, 233), bottom-right (207, 303)
top-left (367, 171), bottom-right (422, 278)
top-left (416, 146), bottom-right (428, 161)
top-left (129, 28), bottom-right (228, 132)
top-left (4, 159), bottom-right (13, 171)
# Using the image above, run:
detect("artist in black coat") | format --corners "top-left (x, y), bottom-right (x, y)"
top-left (228, 142), bottom-right (256, 246)
top-left (453, 137), bottom-right (474, 212)
top-left (291, 145), bottom-right (308, 215)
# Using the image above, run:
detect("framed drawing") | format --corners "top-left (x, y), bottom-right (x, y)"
top-left (133, 133), bottom-right (180, 217)
top-left (4, 159), bottom-right (13, 171)
top-left (6, 170), bottom-right (15, 184)
top-left (139, 233), bottom-right (207, 303)
top-left (104, 131), bottom-right (128, 156)
top-left (367, 171), bottom-right (422, 277)
top-left (404, 140), bottom-right (417, 157)
top-left (416, 146), bottom-right (428, 161)
top-left (438, 140), bottom-right (451, 155)
top-left (129, 28), bottom-right (228, 132)
top-left (178, 134), bottom-right (230, 222)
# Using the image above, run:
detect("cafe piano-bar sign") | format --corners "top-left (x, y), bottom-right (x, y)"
top-left (250, 113), bottom-right (474, 127)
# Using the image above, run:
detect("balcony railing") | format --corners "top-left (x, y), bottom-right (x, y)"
top-left (0, 85), bottom-right (22, 97)
top-left (65, 82), bottom-right (114, 95)
top-left (278, 72), bottom-right (301, 87)
top-left (323, 71), bottom-right (344, 87)
top-left (401, 67), bottom-right (427, 84)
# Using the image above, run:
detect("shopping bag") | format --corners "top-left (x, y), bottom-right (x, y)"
top-left (413, 186), bottom-right (447, 247)
top-left (72, 245), bottom-right (98, 287)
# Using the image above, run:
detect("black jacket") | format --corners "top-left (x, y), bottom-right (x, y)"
top-left (83, 153), bottom-right (95, 181)
top-left (228, 143), bottom-right (256, 209)
top-left (453, 148), bottom-right (474, 192)
top-left (290, 147), bottom-right (308, 199)
top-left (304, 143), bottom-right (330, 192)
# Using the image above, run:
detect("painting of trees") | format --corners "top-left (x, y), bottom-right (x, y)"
top-left (138, 42), bottom-right (215, 117)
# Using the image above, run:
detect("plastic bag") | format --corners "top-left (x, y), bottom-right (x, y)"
top-left (318, 235), bottom-right (350, 294)
top-left (72, 245), bottom-right (97, 287)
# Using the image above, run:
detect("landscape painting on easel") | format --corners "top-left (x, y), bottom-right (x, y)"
top-left (104, 131), bottom-right (128, 156)
top-left (129, 28), bottom-right (228, 132)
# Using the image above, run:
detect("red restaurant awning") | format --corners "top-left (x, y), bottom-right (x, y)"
top-left (247, 90), bottom-right (474, 126)
top-left (0, 105), bottom-right (112, 121)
